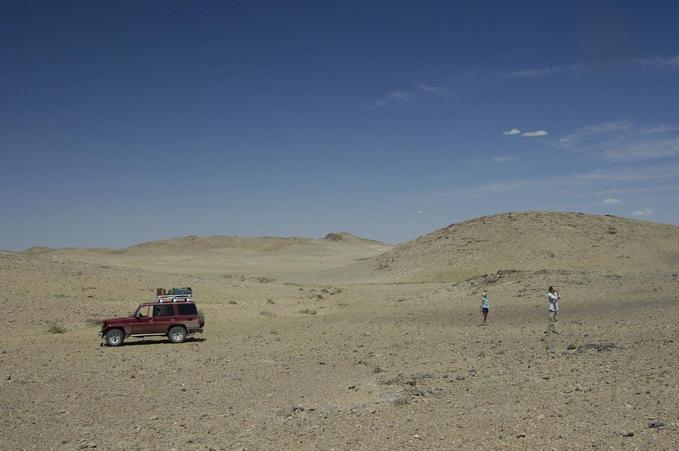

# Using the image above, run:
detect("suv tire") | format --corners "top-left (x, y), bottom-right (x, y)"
top-left (105, 329), bottom-right (125, 347)
top-left (168, 326), bottom-right (187, 343)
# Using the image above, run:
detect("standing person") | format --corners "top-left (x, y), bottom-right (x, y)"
top-left (481, 289), bottom-right (489, 325)
top-left (547, 286), bottom-right (560, 334)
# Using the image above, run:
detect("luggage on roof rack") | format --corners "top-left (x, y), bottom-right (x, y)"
top-left (155, 287), bottom-right (193, 302)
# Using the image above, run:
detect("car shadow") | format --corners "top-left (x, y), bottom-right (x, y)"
top-left (102, 337), bottom-right (207, 347)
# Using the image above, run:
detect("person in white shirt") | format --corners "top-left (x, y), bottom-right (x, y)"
top-left (547, 286), bottom-right (560, 334)
top-left (480, 289), bottom-right (489, 324)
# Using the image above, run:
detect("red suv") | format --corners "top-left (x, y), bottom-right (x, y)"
top-left (100, 301), bottom-right (204, 347)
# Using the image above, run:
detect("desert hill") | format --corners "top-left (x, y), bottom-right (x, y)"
top-left (124, 232), bottom-right (387, 254)
top-left (322, 232), bottom-right (387, 246)
top-left (19, 232), bottom-right (386, 255)
top-left (16, 232), bottom-right (393, 275)
top-left (349, 211), bottom-right (679, 283)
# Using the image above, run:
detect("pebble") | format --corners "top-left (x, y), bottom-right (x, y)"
top-left (648, 420), bottom-right (665, 429)
top-left (276, 405), bottom-right (295, 417)
top-left (383, 392), bottom-right (410, 406)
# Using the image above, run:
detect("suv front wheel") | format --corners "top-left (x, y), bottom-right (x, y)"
top-left (105, 329), bottom-right (125, 347)
top-left (168, 326), bottom-right (187, 343)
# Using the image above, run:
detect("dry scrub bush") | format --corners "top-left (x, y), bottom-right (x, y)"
top-left (47, 323), bottom-right (66, 334)
top-left (300, 309), bottom-right (317, 315)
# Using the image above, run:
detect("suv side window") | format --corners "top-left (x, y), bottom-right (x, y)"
top-left (177, 304), bottom-right (197, 315)
top-left (153, 304), bottom-right (175, 317)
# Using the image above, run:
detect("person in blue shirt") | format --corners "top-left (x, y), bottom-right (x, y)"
top-left (481, 289), bottom-right (489, 324)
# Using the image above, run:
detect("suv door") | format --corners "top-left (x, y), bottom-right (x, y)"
top-left (130, 305), bottom-right (155, 335)
top-left (152, 304), bottom-right (176, 334)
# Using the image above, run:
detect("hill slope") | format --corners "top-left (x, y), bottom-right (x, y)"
top-left (352, 211), bottom-right (679, 283)
top-left (18, 232), bottom-right (393, 275)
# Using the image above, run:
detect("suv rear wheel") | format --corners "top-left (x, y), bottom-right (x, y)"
top-left (168, 326), bottom-right (187, 343)
top-left (105, 329), bottom-right (125, 347)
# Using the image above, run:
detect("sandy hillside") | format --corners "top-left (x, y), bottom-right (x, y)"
top-left (21, 232), bottom-right (392, 275)
top-left (1, 212), bottom-right (678, 450)
top-left (340, 211), bottom-right (679, 283)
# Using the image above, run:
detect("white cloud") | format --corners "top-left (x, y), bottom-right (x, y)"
top-left (417, 209), bottom-right (424, 215)
top-left (416, 83), bottom-right (448, 96)
top-left (370, 82), bottom-right (449, 109)
top-left (559, 121), bottom-right (679, 160)
top-left (450, 163), bottom-right (679, 200)
top-left (388, 91), bottom-right (412, 101)
top-left (521, 130), bottom-right (549, 137)
top-left (503, 54), bottom-right (679, 80)
top-left (635, 124), bottom-right (679, 135)
top-left (500, 127), bottom-right (551, 139)
top-left (558, 121), bottom-right (679, 160)
top-left (632, 54), bottom-right (679, 69)
top-left (368, 90), bottom-right (413, 108)
top-left (572, 164), bottom-right (679, 183)
top-left (461, 180), bottom-right (536, 196)
top-left (631, 208), bottom-right (653, 217)
top-left (603, 198), bottom-right (620, 205)
top-left (604, 137), bottom-right (679, 160)
top-left (503, 63), bottom-right (588, 79)
top-left (502, 128), bottom-right (521, 135)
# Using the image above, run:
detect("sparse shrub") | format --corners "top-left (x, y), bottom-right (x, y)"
top-left (228, 300), bottom-right (237, 305)
top-left (300, 309), bottom-right (317, 315)
top-left (260, 310), bottom-right (275, 317)
top-left (47, 323), bottom-right (66, 334)
top-left (376, 261), bottom-right (390, 270)
top-left (84, 318), bottom-right (101, 327)
top-left (266, 298), bottom-right (275, 304)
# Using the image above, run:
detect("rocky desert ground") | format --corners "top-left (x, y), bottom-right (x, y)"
top-left (1, 211), bottom-right (679, 450)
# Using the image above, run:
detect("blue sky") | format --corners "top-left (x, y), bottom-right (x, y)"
top-left (2, 0), bottom-right (679, 250)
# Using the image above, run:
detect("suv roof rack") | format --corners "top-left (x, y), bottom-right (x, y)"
top-left (155, 295), bottom-right (192, 303)
top-left (155, 287), bottom-right (193, 303)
